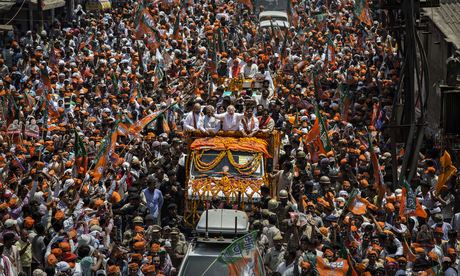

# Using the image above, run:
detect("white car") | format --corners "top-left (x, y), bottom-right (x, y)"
top-left (259, 11), bottom-right (290, 29)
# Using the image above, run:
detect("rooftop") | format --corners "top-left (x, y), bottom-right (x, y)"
top-left (423, 0), bottom-right (460, 49)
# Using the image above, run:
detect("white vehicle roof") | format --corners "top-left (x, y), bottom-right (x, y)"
top-left (196, 209), bottom-right (249, 235)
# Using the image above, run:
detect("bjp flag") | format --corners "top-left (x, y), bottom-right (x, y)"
top-left (93, 127), bottom-right (118, 182)
top-left (316, 256), bottom-right (349, 276)
top-left (435, 150), bottom-right (457, 195)
top-left (303, 118), bottom-right (320, 145)
top-left (348, 195), bottom-right (370, 215)
top-left (400, 180), bottom-right (427, 219)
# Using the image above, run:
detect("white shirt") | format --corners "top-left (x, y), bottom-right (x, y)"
top-left (214, 112), bottom-right (244, 131)
top-left (203, 115), bottom-right (218, 133)
top-left (241, 63), bottom-right (259, 78)
top-left (276, 261), bottom-right (296, 276)
top-left (183, 111), bottom-right (205, 131)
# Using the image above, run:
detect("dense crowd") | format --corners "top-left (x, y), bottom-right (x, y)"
top-left (0, 0), bottom-right (459, 275)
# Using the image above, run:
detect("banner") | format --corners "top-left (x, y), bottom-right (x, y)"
top-left (217, 231), bottom-right (263, 276)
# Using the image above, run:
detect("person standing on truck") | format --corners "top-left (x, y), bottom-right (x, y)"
top-left (183, 103), bottom-right (204, 132)
top-left (214, 105), bottom-right (245, 131)
top-left (240, 107), bottom-right (259, 136)
top-left (241, 58), bottom-right (259, 79)
top-left (202, 105), bottom-right (218, 134)
top-left (258, 108), bottom-right (275, 133)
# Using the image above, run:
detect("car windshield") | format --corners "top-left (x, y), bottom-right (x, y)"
top-left (191, 150), bottom-right (264, 178)
top-left (260, 16), bottom-right (288, 22)
top-left (180, 255), bottom-right (229, 275)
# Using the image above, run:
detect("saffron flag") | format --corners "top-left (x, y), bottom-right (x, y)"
top-left (217, 231), bottom-right (263, 276)
top-left (117, 122), bottom-right (130, 136)
top-left (402, 238), bottom-right (416, 262)
top-left (303, 117), bottom-right (326, 162)
top-left (354, 0), bottom-right (372, 26)
top-left (40, 66), bottom-right (60, 119)
top-left (136, 7), bottom-right (159, 49)
top-left (316, 107), bottom-right (332, 152)
top-left (399, 180), bottom-right (427, 219)
top-left (368, 131), bottom-right (385, 205)
top-left (128, 110), bottom-right (164, 137)
top-left (435, 150), bottom-right (457, 195)
top-left (303, 118), bottom-right (320, 145)
top-left (128, 103), bottom-right (176, 137)
top-left (316, 256), bottom-right (350, 276)
top-left (74, 130), bottom-right (88, 175)
top-left (93, 126), bottom-right (118, 182)
top-left (348, 195), bottom-right (371, 215)
top-left (325, 34), bottom-right (336, 65)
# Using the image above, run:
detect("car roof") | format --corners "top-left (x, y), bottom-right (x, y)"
top-left (196, 209), bottom-right (249, 235)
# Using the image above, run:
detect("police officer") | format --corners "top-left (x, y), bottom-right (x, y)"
top-left (264, 232), bottom-right (286, 274)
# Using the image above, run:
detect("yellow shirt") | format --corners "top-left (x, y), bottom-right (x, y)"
top-left (15, 239), bottom-right (32, 266)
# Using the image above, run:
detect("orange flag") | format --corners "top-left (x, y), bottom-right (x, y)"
top-left (93, 128), bottom-right (118, 182)
top-left (402, 238), bottom-right (416, 262)
top-left (435, 150), bottom-right (457, 195)
top-left (303, 118), bottom-right (320, 145)
top-left (399, 180), bottom-right (428, 219)
top-left (316, 256), bottom-right (349, 276)
top-left (348, 196), bottom-right (370, 215)
top-left (128, 104), bottom-right (175, 137)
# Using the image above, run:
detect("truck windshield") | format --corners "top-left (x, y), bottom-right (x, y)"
top-left (260, 16), bottom-right (289, 22)
top-left (191, 150), bottom-right (264, 178)
top-left (180, 256), bottom-right (229, 275)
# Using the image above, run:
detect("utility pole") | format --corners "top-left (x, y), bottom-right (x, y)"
top-left (37, 0), bottom-right (44, 32)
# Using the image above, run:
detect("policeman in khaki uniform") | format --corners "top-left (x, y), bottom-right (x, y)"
top-left (264, 232), bottom-right (286, 274)
top-left (170, 228), bottom-right (188, 268)
top-left (277, 189), bottom-right (293, 241)
top-left (147, 225), bottom-right (164, 245)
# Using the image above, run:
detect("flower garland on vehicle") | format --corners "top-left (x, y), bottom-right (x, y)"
top-left (189, 177), bottom-right (264, 201)
top-left (227, 151), bottom-right (262, 175)
top-left (192, 150), bottom-right (227, 171)
top-left (192, 150), bottom-right (263, 175)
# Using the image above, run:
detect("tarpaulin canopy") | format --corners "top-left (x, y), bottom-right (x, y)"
top-left (190, 137), bottom-right (271, 157)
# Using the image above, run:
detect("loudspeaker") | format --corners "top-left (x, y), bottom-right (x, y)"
top-left (443, 90), bottom-right (460, 134)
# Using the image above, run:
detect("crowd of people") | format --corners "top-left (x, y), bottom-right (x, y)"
top-left (0, 0), bottom-right (459, 274)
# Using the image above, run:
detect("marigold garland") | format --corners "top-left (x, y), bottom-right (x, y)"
top-left (193, 150), bottom-right (263, 175)
top-left (189, 177), bottom-right (264, 201)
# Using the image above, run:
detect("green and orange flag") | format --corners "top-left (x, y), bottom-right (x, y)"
top-left (216, 231), bottom-right (263, 276)
top-left (74, 130), bottom-right (88, 175)
top-left (399, 179), bottom-right (427, 219)
top-left (93, 124), bottom-right (119, 182)
top-left (354, 0), bottom-right (372, 26)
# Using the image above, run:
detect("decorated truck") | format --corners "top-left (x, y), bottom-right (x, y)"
top-left (184, 132), bottom-right (280, 225)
